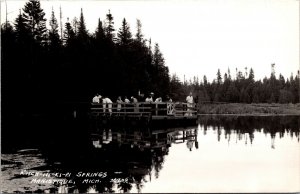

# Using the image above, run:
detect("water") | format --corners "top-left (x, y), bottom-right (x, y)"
top-left (1, 116), bottom-right (300, 193)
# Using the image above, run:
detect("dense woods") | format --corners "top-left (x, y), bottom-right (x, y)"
top-left (2, 1), bottom-right (170, 116)
top-left (178, 65), bottom-right (300, 104)
top-left (1, 0), bottom-right (299, 119)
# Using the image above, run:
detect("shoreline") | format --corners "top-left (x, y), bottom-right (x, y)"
top-left (197, 103), bottom-right (300, 115)
top-left (197, 113), bottom-right (300, 116)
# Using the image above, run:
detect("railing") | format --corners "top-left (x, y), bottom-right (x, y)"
top-left (90, 102), bottom-right (198, 117)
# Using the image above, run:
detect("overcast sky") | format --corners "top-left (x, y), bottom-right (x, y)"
top-left (1, 0), bottom-right (299, 82)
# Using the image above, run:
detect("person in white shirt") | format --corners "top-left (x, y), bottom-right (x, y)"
top-left (145, 95), bottom-right (153, 103)
top-left (155, 97), bottom-right (162, 103)
top-left (186, 92), bottom-right (194, 116)
top-left (131, 96), bottom-right (138, 103)
top-left (102, 97), bottom-right (113, 114)
top-left (124, 96), bottom-right (130, 103)
top-left (92, 94), bottom-right (101, 103)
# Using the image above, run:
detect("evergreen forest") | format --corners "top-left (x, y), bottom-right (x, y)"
top-left (1, 0), bottom-right (299, 118)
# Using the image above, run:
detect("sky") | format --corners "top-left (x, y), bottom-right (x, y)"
top-left (1, 0), bottom-right (299, 82)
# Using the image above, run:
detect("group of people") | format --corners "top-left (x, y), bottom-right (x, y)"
top-left (92, 92), bottom-right (173, 113)
top-left (92, 92), bottom-right (172, 104)
top-left (92, 91), bottom-right (196, 115)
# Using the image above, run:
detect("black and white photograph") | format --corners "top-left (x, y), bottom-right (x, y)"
top-left (1, 0), bottom-right (300, 193)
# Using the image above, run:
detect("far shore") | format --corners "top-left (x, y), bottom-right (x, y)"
top-left (197, 103), bottom-right (300, 116)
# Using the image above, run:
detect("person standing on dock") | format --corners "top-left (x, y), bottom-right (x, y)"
top-left (102, 96), bottom-right (113, 114)
top-left (131, 96), bottom-right (138, 103)
top-left (155, 97), bottom-right (162, 103)
top-left (124, 96), bottom-right (130, 103)
top-left (92, 94), bottom-right (101, 103)
top-left (186, 92), bottom-right (194, 116)
top-left (131, 96), bottom-right (139, 112)
top-left (123, 96), bottom-right (130, 113)
top-left (166, 95), bottom-right (174, 115)
top-left (145, 94), bottom-right (153, 103)
top-left (116, 96), bottom-right (123, 112)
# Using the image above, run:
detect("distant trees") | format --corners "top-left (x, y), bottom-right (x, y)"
top-left (135, 19), bottom-right (144, 44)
top-left (63, 18), bottom-right (75, 46)
top-left (185, 65), bottom-right (299, 104)
top-left (117, 18), bottom-right (132, 46)
top-left (95, 18), bottom-right (105, 41)
top-left (105, 10), bottom-right (115, 42)
top-left (48, 9), bottom-right (61, 50)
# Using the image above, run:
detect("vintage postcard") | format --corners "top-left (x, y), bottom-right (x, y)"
top-left (1, 0), bottom-right (300, 193)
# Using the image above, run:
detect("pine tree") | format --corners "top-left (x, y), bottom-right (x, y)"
top-left (14, 11), bottom-right (31, 45)
top-left (105, 10), bottom-right (115, 42)
top-left (170, 74), bottom-right (184, 101)
top-left (279, 74), bottom-right (285, 89)
top-left (63, 18), bottom-right (75, 46)
top-left (248, 68), bottom-right (254, 82)
top-left (117, 18), bottom-right (132, 46)
top-left (289, 73), bottom-right (299, 103)
top-left (48, 8), bottom-right (61, 49)
top-left (223, 72), bottom-right (231, 102)
top-left (95, 18), bottom-right (105, 41)
top-left (135, 19), bottom-right (144, 44)
top-left (153, 43), bottom-right (164, 67)
top-left (268, 64), bottom-right (280, 103)
top-left (22, 0), bottom-right (47, 44)
top-left (203, 75), bottom-right (208, 86)
top-left (49, 8), bottom-right (58, 34)
top-left (227, 68), bottom-right (232, 80)
top-left (72, 17), bottom-right (78, 35)
top-left (152, 43), bottom-right (170, 96)
top-left (1, 22), bottom-right (15, 46)
top-left (216, 69), bottom-right (222, 84)
top-left (78, 8), bottom-right (88, 40)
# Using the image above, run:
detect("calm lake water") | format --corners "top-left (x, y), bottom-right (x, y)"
top-left (1, 116), bottom-right (300, 193)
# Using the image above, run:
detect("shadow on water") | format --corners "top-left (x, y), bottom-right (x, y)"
top-left (1, 115), bottom-right (299, 193)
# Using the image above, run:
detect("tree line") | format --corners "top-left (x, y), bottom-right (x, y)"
top-left (1, 0), bottom-right (299, 118)
top-left (174, 65), bottom-right (299, 103)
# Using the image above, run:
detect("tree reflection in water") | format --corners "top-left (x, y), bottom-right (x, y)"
top-left (31, 116), bottom-right (300, 193)
top-left (199, 115), bottom-right (300, 148)
top-left (35, 126), bottom-right (199, 193)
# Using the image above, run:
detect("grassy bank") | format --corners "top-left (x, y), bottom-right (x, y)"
top-left (198, 103), bottom-right (300, 115)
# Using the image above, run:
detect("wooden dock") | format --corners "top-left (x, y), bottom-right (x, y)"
top-left (89, 102), bottom-right (198, 126)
